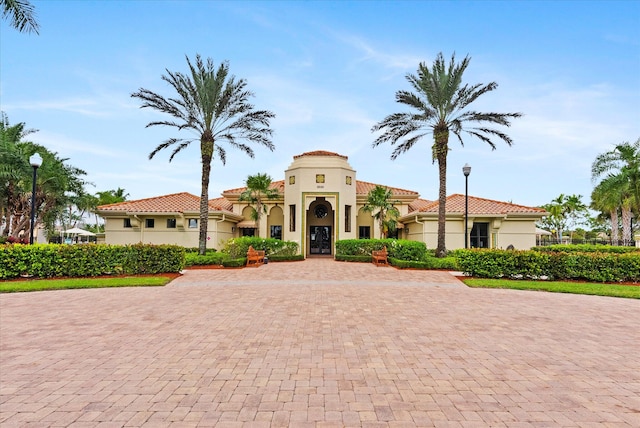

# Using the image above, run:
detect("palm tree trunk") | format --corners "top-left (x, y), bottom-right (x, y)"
top-left (610, 209), bottom-right (619, 244)
top-left (435, 129), bottom-right (449, 258)
top-left (621, 206), bottom-right (632, 244)
top-left (199, 139), bottom-right (213, 255)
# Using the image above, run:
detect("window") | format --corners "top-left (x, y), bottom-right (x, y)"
top-left (167, 218), bottom-right (177, 228)
top-left (346, 176), bottom-right (352, 185)
top-left (359, 226), bottom-right (370, 239)
top-left (145, 218), bottom-right (155, 228)
top-left (188, 219), bottom-right (198, 228)
top-left (316, 174), bottom-right (325, 183)
top-left (270, 225), bottom-right (282, 240)
top-left (289, 175), bottom-right (295, 185)
top-left (470, 222), bottom-right (490, 248)
top-left (242, 228), bottom-right (255, 237)
top-left (123, 218), bottom-right (132, 228)
top-left (289, 205), bottom-right (296, 232)
top-left (345, 205), bottom-right (351, 232)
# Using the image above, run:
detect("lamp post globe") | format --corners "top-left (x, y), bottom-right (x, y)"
top-left (29, 153), bottom-right (43, 245)
top-left (463, 164), bottom-right (471, 249)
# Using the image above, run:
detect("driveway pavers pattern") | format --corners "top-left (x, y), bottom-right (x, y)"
top-left (1, 258), bottom-right (639, 427)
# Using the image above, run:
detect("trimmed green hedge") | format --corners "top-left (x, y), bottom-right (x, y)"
top-left (0, 243), bottom-right (185, 279)
top-left (456, 249), bottom-right (640, 282)
top-left (184, 251), bottom-right (227, 266)
top-left (533, 244), bottom-right (639, 253)
top-left (335, 239), bottom-right (427, 261)
top-left (222, 237), bottom-right (299, 258)
top-left (267, 254), bottom-right (305, 262)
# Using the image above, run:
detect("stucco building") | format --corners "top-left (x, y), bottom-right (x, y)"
top-left (97, 150), bottom-right (547, 256)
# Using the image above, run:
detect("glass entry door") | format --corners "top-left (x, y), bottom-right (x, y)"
top-left (310, 226), bottom-right (331, 254)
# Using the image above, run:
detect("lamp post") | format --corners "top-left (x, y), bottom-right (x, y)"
top-left (463, 163), bottom-right (471, 249)
top-left (29, 153), bottom-right (43, 244)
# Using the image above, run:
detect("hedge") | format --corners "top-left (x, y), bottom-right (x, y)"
top-left (335, 239), bottom-right (427, 261)
top-left (456, 249), bottom-right (640, 282)
top-left (533, 244), bottom-right (640, 254)
top-left (222, 237), bottom-right (299, 258)
top-left (0, 243), bottom-right (185, 279)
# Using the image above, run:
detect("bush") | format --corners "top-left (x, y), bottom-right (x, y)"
top-left (222, 237), bottom-right (299, 258)
top-left (184, 252), bottom-right (227, 266)
top-left (0, 243), bottom-right (185, 279)
top-left (222, 258), bottom-right (246, 268)
top-left (335, 239), bottom-right (427, 261)
top-left (267, 254), bottom-right (305, 262)
top-left (335, 254), bottom-right (372, 263)
top-left (455, 248), bottom-right (640, 283)
top-left (533, 244), bottom-right (639, 254)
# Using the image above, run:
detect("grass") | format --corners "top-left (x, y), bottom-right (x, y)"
top-left (461, 278), bottom-right (640, 299)
top-left (0, 276), bottom-right (174, 293)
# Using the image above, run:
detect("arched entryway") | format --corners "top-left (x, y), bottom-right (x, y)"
top-left (307, 198), bottom-right (334, 256)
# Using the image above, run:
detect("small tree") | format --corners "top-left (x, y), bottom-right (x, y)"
top-left (362, 185), bottom-right (400, 239)
top-left (238, 173), bottom-right (279, 237)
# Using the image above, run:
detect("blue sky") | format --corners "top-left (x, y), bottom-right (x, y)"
top-left (1, 0), bottom-right (639, 208)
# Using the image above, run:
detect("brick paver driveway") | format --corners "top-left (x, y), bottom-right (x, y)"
top-left (1, 259), bottom-right (639, 427)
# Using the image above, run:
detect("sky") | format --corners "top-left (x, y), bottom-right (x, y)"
top-left (1, 0), bottom-right (639, 209)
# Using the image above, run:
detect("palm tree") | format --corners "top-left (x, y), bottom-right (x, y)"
top-left (1, 0), bottom-right (39, 34)
top-left (238, 173), bottom-right (279, 237)
top-left (592, 138), bottom-right (640, 214)
top-left (131, 55), bottom-right (275, 254)
top-left (591, 178), bottom-right (621, 244)
top-left (362, 185), bottom-right (400, 239)
top-left (372, 52), bottom-right (522, 257)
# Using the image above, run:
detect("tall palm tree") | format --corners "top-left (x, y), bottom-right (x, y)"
top-left (592, 138), bottom-right (640, 214)
top-left (362, 185), bottom-right (400, 239)
top-left (238, 173), bottom-right (279, 237)
top-left (372, 52), bottom-right (522, 257)
top-left (591, 178), bottom-right (621, 244)
top-left (1, 0), bottom-right (39, 34)
top-left (131, 55), bottom-right (275, 254)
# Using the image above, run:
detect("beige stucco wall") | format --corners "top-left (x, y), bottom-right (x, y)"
top-left (103, 215), bottom-right (235, 250)
top-left (403, 216), bottom-right (542, 251)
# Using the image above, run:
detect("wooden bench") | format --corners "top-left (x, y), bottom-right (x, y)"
top-left (371, 246), bottom-right (388, 267)
top-left (246, 245), bottom-right (265, 267)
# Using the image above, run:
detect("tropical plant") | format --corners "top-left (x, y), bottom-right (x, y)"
top-left (538, 194), bottom-right (588, 242)
top-left (591, 178), bottom-right (621, 243)
top-left (361, 185), bottom-right (400, 239)
top-left (591, 138), bottom-right (640, 244)
top-left (0, 121), bottom-right (89, 241)
top-left (372, 52), bottom-right (522, 257)
top-left (1, 0), bottom-right (39, 34)
top-left (238, 173), bottom-right (279, 236)
top-left (131, 54), bottom-right (276, 254)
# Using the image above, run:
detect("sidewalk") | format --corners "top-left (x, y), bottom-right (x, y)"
top-left (1, 259), bottom-right (639, 427)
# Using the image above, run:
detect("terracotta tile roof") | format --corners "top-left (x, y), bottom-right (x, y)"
top-left (356, 180), bottom-right (419, 197)
top-left (222, 180), bottom-right (285, 195)
top-left (97, 192), bottom-right (234, 213)
top-left (414, 194), bottom-right (547, 215)
top-left (293, 150), bottom-right (348, 160)
top-left (408, 198), bottom-right (435, 212)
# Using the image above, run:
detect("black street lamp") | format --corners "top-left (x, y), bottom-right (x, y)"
top-left (29, 153), bottom-right (43, 244)
top-left (463, 163), bottom-right (471, 249)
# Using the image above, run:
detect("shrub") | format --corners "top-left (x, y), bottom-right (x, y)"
top-left (184, 252), bottom-right (227, 266)
top-left (456, 248), bottom-right (640, 283)
top-left (222, 237), bottom-right (298, 258)
top-left (533, 244), bottom-right (639, 254)
top-left (335, 239), bottom-right (427, 261)
top-left (267, 254), bottom-right (305, 262)
top-left (0, 243), bottom-right (185, 279)
top-left (222, 258), bottom-right (246, 268)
